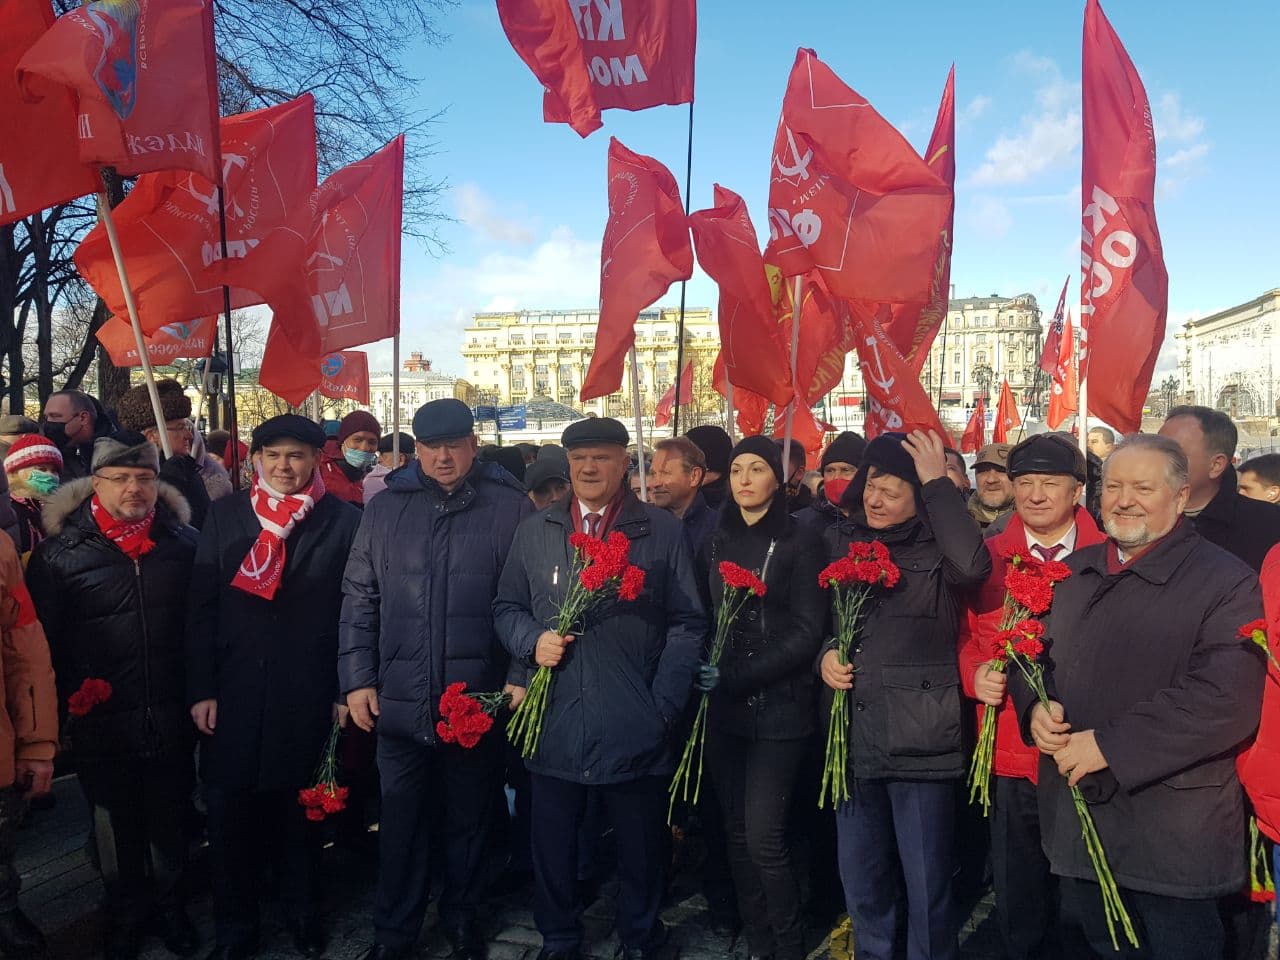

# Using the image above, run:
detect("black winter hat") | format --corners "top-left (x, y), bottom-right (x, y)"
top-left (1008, 432), bottom-right (1087, 483)
top-left (686, 425), bottom-right (732, 475)
top-left (377, 432), bottom-right (415, 454)
top-left (562, 416), bottom-right (629, 449)
top-left (860, 432), bottom-right (919, 489)
top-left (413, 399), bottom-right (474, 443)
top-left (250, 414), bottom-right (326, 453)
top-left (821, 431), bottom-right (867, 470)
top-left (728, 435), bottom-right (785, 486)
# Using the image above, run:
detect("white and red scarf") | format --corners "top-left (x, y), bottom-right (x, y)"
top-left (231, 470), bottom-right (325, 600)
top-left (91, 494), bottom-right (156, 560)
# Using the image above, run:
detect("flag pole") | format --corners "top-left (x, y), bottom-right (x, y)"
top-left (392, 332), bottom-right (401, 463)
top-left (95, 189), bottom-right (173, 459)
top-left (725, 377), bottom-right (736, 443)
top-left (781, 275), bottom-right (803, 478)
top-left (671, 99), bottom-right (695, 437)
top-left (629, 346), bottom-right (648, 502)
top-left (216, 189), bottom-right (242, 488)
top-left (1076, 325), bottom-right (1089, 460)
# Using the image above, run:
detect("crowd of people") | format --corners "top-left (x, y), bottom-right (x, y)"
top-left (2, 384), bottom-right (1280, 960)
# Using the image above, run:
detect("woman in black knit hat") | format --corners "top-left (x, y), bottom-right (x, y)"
top-left (821, 429), bottom-right (990, 960)
top-left (698, 435), bottom-right (828, 960)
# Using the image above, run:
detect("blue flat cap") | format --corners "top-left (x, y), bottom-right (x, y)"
top-left (561, 417), bottom-right (629, 449)
top-left (413, 399), bottom-right (474, 443)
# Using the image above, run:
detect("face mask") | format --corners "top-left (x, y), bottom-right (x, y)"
top-left (824, 477), bottom-right (852, 506)
top-left (25, 471), bottom-right (60, 496)
top-left (344, 448), bottom-right (378, 472)
top-left (42, 421), bottom-right (68, 448)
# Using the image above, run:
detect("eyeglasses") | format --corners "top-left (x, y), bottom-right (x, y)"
top-left (165, 423), bottom-right (194, 436)
top-left (94, 473), bottom-right (158, 488)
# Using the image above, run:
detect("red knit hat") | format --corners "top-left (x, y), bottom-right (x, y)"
top-left (4, 434), bottom-right (63, 475)
top-left (338, 411), bottom-right (381, 444)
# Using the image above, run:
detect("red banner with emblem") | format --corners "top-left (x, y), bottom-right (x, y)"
top-left (95, 314), bottom-right (218, 368)
top-left (17, 0), bottom-right (221, 182)
top-left (848, 304), bottom-right (949, 441)
top-left (318, 351), bottom-right (370, 405)
top-left (75, 96), bottom-right (317, 333)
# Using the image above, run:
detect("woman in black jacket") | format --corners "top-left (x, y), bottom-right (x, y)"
top-left (698, 436), bottom-right (827, 960)
top-left (820, 430), bottom-right (990, 960)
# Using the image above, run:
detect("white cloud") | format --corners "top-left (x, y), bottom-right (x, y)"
top-left (968, 52), bottom-right (1080, 187)
top-left (968, 196), bottom-right (1013, 240)
top-left (1152, 92), bottom-right (1205, 145)
top-left (452, 182), bottom-right (535, 247)
top-left (1165, 143), bottom-right (1210, 169)
top-left (960, 95), bottom-right (991, 123)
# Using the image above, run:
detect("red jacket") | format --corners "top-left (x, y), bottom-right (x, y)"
top-left (958, 506), bottom-right (1107, 783)
top-left (319, 453), bottom-right (366, 507)
top-left (1239, 544), bottom-right (1280, 841)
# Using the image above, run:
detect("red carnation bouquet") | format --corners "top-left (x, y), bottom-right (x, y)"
top-left (508, 530), bottom-right (646, 758)
top-left (968, 545), bottom-right (1071, 815)
top-left (1240, 619), bottom-right (1278, 904)
top-left (817, 540), bottom-right (900, 808)
top-left (297, 721), bottom-right (348, 822)
top-left (668, 561), bottom-right (767, 821)
top-left (67, 677), bottom-right (112, 718)
top-left (1001, 618), bottom-right (1137, 949)
top-left (436, 682), bottom-right (511, 749)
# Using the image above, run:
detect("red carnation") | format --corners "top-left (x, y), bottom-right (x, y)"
top-left (1041, 560), bottom-right (1072, 583)
top-left (304, 806), bottom-right (326, 821)
top-left (1240, 619), bottom-right (1268, 639)
top-left (619, 565), bottom-right (646, 602)
top-left (569, 532), bottom-right (593, 551)
top-left (579, 563), bottom-right (609, 592)
top-left (1005, 567), bottom-right (1054, 615)
top-left (1013, 637), bottom-right (1045, 659)
top-left (67, 677), bottom-right (113, 718)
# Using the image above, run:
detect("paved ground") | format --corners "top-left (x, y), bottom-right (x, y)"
top-left (7, 774), bottom-right (1131, 960)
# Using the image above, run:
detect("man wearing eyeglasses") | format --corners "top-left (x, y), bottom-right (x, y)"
top-left (27, 432), bottom-right (200, 960)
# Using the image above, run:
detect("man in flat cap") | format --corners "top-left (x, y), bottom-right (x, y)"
top-left (187, 415), bottom-right (361, 960)
top-left (494, 417), bottom-right (706, 960)
top-left (28, 433), bottom-right (198, 960)
top-left (340, 398), bottom-right (534, 960)
top-left (969, 442), bottom-right (1015, 531)
top-left (958, 432), bottom-right (1103, 960)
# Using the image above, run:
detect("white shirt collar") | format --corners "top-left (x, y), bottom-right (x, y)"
top-left (1025, 521), bottom-right (1078, 556)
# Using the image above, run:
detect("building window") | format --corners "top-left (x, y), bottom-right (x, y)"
top-left (953, 371), bottom-right (961, 384)
top-left (558, 364), bottom-right (573, 382)
top-left (511, 334), bottom-right (525, 345)
top-left (976, 351), bottom-right (987, 364)
top-left (558, 331), bottom-right (573, 342)
top-left (953, 352), bottom-right (961, 365)
top-left (534, 333), bottom-right (549, 344)
top-left (512, 373), bottom-right (525, 390)
top-left (584, 332), bottom-right (595, 342)
top-left (976, 334), bottom-right (987, 345)
top-left (469, 337), bottom-right (478, 345)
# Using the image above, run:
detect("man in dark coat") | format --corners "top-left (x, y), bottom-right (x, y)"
top-left (40, 389), bottom-right (113, 480)
top-left (686, 425), bottom-right (731, 509)
top-left (1014, 433), bottom-right (1264, 959)
top-left (795, 431), bottom-right (865, 537)
top-left (1160, 405), bottom-right (1280, 573)
top-left (494, 417), bottom-right (707, 960)
top-left (820, 430), bottom-right (991, 960)
top-left (187, 415), bottom-right (361, 960)
top-left (340, 399), bottom-right (534, 960)
top-left (649, 436), bottom-right (717, 558)
top-left (28, 433), bottom-right (199, 960)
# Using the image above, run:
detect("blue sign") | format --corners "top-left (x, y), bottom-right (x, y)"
top-left (497, 405), bottom-right (527, 431)
top-left (474, 405), bottom-right (498, 422)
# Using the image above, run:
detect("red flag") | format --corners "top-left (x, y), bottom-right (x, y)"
top-left (848, 305), bottom-right (949, 441)
top-left (873, 65), bottom-right (957, 370)
top-left (712, 352), bottom-right (769, 437)
top-left (1038, 276), bottom-right (1071, 375)
top-left (75, 96), bottom-right (317, 334)
top-left (95, 314), bottom-right (217, 368)
top-left (581, 138), bottom-right (692, 402)
top-left (993, 378), bottom-right (1022, 444)
top-left (771, 401), bottom-right (832, 467)
top-left (1080, 0), bottom-right (1167, 433)
top-left (1047, 310), bottom-right (1079, 430)
top-left (764, 49), bottom-right (950, 307)
top-left (688, 186), bottom-right (793, 407)
top-left (654, 359), bottom-right (693, 428)
top-left (497, 0), bottom-right (696, 138)
top-left (226, 135), bottom-right (405, 404)
top-left (17, 0), bottom-right (221, 183)
top-left (0, 1), bottom-right (100, 227)
top-left (777, 270), bottom-right (856, 406)
top-left (959, 396), bottom-right (985, 454)
top-left (318, 351), bottom-right (370, 405)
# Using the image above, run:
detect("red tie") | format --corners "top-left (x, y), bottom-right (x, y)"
top-left (585, 513), bottom-right (601, 537)
top-left (1031, 543), bottom-right (1064, 562)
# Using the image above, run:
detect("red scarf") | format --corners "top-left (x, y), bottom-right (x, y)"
top-left (90, 494), bottom-right (156, 560)
top-left (230, 470), bottom-right (325, 600)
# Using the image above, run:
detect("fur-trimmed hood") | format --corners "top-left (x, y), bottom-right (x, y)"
top-left (42, 476), bottom-right (193, 537)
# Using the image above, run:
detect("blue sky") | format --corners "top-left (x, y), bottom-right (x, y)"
top-left (376, 0), bottom-right (1280, 382)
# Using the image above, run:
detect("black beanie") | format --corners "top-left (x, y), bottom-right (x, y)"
top-left (686, 425), bottom-right (733, 475)
top-left (860, 433), bottom-right (920, 489)
top-left (821, 431), bottom-right (867, 470)
top-left (728, 435), bottom-right (785, 486)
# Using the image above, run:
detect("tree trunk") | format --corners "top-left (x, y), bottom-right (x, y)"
top-left (29, 211), bottom-right (54, 404)
top-left (0, 226), bottom-right (15, 410)
top-left (92, 171), bottom-right (132, 410)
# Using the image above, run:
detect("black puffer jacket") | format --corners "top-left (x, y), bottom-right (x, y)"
top-left (701, 495), bottom-right (827, 741)
top-left (27, 478), bottom-right (197, 760)
top-left (1186, 466), bottom-right (1280, 573)
top-left (339, 460), bottom-right (535, 744)
top-left (823, 476), bottom-right (990, 780)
